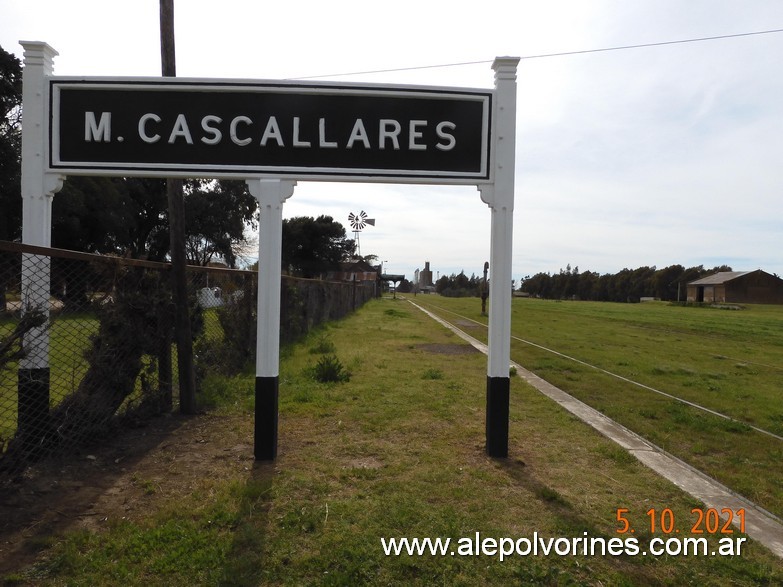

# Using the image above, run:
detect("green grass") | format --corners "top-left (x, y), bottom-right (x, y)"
top-left (1, 309), bottom-right (183, 447)
top-left (9, 298), bottom-right (783, 585)
top-left (1, 307), bottom-right (231, 446)
top-left (1, 313), bottom-right (99, 446)
top-left (413, 296), bottom-right (783, 520)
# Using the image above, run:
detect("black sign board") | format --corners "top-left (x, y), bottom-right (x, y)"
top-left (49, 79), bottom-right (492, 182)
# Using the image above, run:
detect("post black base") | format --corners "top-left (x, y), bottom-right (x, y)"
top-left (254, 376), bottom-right (279, 461)
top-left (486, 376), bottom-right (510, 457)
top-left (18, 368), bottom-right (51, 456)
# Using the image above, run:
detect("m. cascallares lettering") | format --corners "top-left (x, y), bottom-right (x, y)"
top-left (85, 111), bottom-right (458, 152)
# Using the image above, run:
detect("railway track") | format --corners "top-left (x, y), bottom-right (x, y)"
top-left (404, 296), bottom-right (783, 558)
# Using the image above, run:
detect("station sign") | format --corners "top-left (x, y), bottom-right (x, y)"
top-left (49, 78), bottom-right (492, 183)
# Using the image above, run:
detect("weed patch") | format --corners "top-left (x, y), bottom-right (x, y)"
top-left (421, 368), bottom-right (444, 380)
top-left (309, 336), bottom-right (336, 355)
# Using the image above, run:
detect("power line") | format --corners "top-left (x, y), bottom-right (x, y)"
top-left (291, 27), bottom-right (783, 80)
top-left (519, 27), bottom-right (783, 60)
top-left (289, 59), bottom-right (492, 80)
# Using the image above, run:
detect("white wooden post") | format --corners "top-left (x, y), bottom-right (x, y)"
top-left (18, 41), bottom-right (65, 447)
top-left (479, 56), bottom-right (519, 457)
top-left (246, 178), bottom-right (296, 460)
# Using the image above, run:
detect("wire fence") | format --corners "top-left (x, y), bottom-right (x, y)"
top-left (0, 241), bottom-right (375, 479)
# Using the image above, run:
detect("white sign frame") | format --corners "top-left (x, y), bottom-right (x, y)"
top-left (20, 40), bottom-right (519, 461)
top-left (48, 77), bottom-right (492, 183)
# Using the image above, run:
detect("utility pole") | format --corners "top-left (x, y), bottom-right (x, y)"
top-left (160, 0), bottom-right (196, 414)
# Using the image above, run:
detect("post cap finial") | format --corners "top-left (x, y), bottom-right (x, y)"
top-left (492, 56), bottom-right (520, 82)
top-left (20, 41), bottom-right (58, 69)
top-left (20, 41), bottom-right (59, 56)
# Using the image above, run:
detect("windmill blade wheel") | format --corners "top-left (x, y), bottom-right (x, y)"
top-left (349, 212), bottom-right (366, 230)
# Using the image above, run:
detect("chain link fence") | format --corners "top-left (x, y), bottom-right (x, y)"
top-left (0, 240), bottom-right (375, 479)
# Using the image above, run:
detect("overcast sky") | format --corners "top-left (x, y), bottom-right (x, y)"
top-left (2, 1), bottom-right (782, 282)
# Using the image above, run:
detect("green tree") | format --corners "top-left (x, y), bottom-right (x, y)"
top-left (652, 264), bottom-right (685, 300)
top-left (396, 278), bottom-right (413, 293)
top-left (577, 270), bottom-right (599, 300)
top-left (521, 272), bottom-right (552, 298)
top-left (281, 215), bottom-right (355, 278)
top-left (0, 46), bottom-right (22, 315)
top-left (435, 274), bottom-right (450, 294)
top-left (0, 45), bottom-right (22, 243)
top-left (49, 177), bottom-right (256, 309)
top-left (183, 180), bottom-right (257, 267)
top-left (454, 270), bottom-right (471, 291)
top-left (51, 178), bottom-right (256, 267)
top-left (52, 177), bottom-right (168, 259)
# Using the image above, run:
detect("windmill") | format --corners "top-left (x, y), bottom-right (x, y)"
top-left (348, 210), bottom-right (375, 257)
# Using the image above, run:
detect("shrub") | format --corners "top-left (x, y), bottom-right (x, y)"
top-left (313, 354), bottom-right (351, 383)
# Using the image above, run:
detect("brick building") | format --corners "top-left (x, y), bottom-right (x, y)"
top-left (686, 270), bottom-right (783, 304)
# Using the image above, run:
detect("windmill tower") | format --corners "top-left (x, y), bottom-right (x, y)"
top-left (348, 210), bottom-right (375, 257)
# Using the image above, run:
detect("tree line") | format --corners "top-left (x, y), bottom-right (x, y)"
top-left (395, 271), bottom-right (490, 298)
top-left (434, 271), bottom-right (487, 297)
top-left (519, 264), bottom-right (733, 302)
top-left (405, 263), bottom-right (735, 303)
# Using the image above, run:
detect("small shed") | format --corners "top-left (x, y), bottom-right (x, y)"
top-left (326, 259), bottom-right (379, 283)
top-left (686, 270), bottom-right (783, 304)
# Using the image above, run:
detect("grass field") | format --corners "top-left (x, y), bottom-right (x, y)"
top-left (7, 297), bottom-right (782, 585)
top-left (412, 296), bottom-right (783, 521)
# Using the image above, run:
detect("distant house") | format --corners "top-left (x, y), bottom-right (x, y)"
top-left (686, 270), bottom-right (783, 304)
top-left (325, 259), bottom-right (379, 283)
